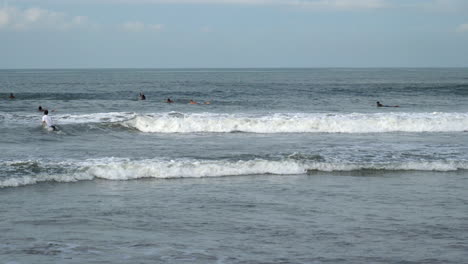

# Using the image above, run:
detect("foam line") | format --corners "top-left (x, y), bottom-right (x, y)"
top-left (122, 112), bottom-right (468, 133)
top-left (1, 158), bottom-right (467, 188)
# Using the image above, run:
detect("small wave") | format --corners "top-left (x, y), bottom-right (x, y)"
top-left (53, 112), bottom-right (136, 124)
top-left (0, 112), bottom-right (136, 125)
top-left (121, 112), bottom-right (468, 133)
top-left (1, 158), bottom-right (467, 188)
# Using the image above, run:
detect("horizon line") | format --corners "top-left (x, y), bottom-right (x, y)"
top-left (1, 66), bottom-right (468, 70)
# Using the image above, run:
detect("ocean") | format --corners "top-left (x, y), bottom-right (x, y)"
top-left (1, 68), bottom-right (468, 263)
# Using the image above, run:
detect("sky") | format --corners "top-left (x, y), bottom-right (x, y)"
top-left (0, 0), bottom-right (467, 68)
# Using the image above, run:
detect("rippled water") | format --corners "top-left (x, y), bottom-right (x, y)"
top-left (1, 68), bottom-right (468, 263)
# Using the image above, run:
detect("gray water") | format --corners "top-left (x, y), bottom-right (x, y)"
top-left (1, 68), bottom-right (468, 263)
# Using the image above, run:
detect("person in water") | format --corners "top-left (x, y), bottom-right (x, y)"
top-left (9, 93), bottom-right (15, 99)
top-left (189, 99), bottom-right (197, 104)
top-left (377, 101), bottom-right (399, 107)
top-left (139, 93), bottom-right (146, 100)
top-left (166, 98), bottom-right (174, 103)
top-left (42, 110), bottom-right (57, 131)
top-left (38, 106), bottom-right (55, 112)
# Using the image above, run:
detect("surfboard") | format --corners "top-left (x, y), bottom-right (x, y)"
top-left (43, 125), bottom-right (59, 132)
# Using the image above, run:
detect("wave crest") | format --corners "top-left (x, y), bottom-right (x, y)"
top-left (1, 158), bottom-right (467, 188)
top-left (122, 112), bottom-right (468, 133)
top-left (4, 111), bottom-right (468, 133)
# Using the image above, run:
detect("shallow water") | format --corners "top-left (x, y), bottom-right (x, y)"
top-left (1, 172), bottom-right (468, 264)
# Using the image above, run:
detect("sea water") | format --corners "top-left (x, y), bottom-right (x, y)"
top-left (1, 68), bottom-right (467, 263)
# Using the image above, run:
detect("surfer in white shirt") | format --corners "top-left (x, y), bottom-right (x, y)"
top-left (42, 110), bottom-right (57, 131)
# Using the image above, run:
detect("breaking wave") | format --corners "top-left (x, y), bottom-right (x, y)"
top-left (1, 157), bottom-right (467, 188)
top-left (3, 111), bottom-right (468, 133)
top-left (0, 112), bottom-right (136, 125)
top-left (121, 112), bottom-right (468, 133)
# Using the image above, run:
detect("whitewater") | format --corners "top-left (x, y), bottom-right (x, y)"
top-left (2, 157), bottom-right (468, 188)
top-left (122, 111), bottom-right (468, 133)
top-left (3, 111), bottom-right (468, 133)
top-left (1, 68), bottom-right (468, 188)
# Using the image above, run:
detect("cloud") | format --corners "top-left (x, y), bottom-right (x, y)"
top-left (0, 8), bottom-right (10, 28)
top-left (40, 0), bottom-right (389, 10)
top-left (121, 21), bottom-right (164, 32)
top-left (0, 6), bottom-right (89, 31)
top-left (0, 5), bottom-right (163, 33)
top-left (148, 23), bottom-right (164, 31)
top-left (456, 23), bottom-right (468, 33)
top-left (289, 0), bottom-right (389, 10)
top-left (15, 0), bottom-right (468, 13)
top-left (9, 0), bottom-right (468, 12)
top-left (122, 21), bottom-right (145, 32)
top-left (130, 0), bottom-right (387, 9)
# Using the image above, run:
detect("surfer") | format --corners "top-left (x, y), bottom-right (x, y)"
top-left (38, 106), bottom-right (55, 112)
top-left (189, 99), bottom-right (198, 104)
top-left (166, 98), bottom-right (174, 103)
top-left (377, 101), bottom-right (399, 107)
top-left (139, 93), bottom-right (146, 100)
top-left (42, 110), bottom-right (57, 131)
top-left (9, 93), bottom-right (15, 99)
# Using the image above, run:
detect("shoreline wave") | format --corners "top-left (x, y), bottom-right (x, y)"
top-left (1, 157), bottom-right (467, 188)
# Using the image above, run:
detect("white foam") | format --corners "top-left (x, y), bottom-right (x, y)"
top-left (1, 112), bottom-right (136, 125)
top-left (0, 174), bottom-right (93, 188)
top-left (1, 158), bottom-right (467, 188)
top-left (83, 158), bottom-right (306, 180)
top-left (52, 112), bottom-right (136, 124)
top-left (4, 111), bottom-right (468, 133)
top-left (306, 160), bottom-right (468, 172)
top-left (122, 112), bottom-right (468, 133)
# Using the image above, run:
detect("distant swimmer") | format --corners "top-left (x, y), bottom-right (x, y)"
top-left (139, 93), bottom-right (146, 100)
top-left (377, 101), bottom-right (399, 108)
top-left (166, 98), bottom-right (174, 103)
top-left (42, 110), bottom-right (58, 131)
top-left (38, 106), bottom-right (55, 112)
top-left (204, 101), bottom-right (211, 105)
top-left (189, 99), bottom-right (198, 104)
top-left (9, 93), bottom-right (15, 99)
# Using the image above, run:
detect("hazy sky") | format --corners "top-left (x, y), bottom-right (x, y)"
top-left (1, 0), bottom-right (468, 68)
